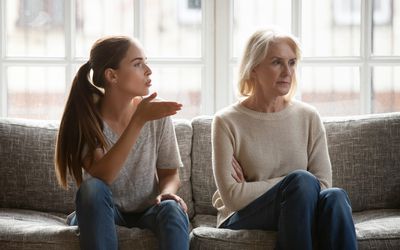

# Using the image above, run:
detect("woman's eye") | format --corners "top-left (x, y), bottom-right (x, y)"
top-left (272, 60), bottom-right (280, 65)
top-left (134, 62), bottom-right (142, 67)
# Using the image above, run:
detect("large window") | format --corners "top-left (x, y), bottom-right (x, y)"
top-left (0, 0), bottom-right (208, 119)
top-left (1, 0), bottom-right (399, 119)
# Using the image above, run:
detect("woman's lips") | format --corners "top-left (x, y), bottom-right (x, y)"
top-left (277, 81), bottom-right (290, 84)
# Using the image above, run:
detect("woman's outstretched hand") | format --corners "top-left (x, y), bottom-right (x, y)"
top-left (132, 92), bottom-right (182, 124)
top-left (231, 156), bottom-right (246, 183)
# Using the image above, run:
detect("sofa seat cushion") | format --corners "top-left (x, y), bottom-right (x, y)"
top-left (190, 226), bottom-right (277, 250)
top-left (0, 208), bottom-right (161, 250)
top-left (354, 209), bottom-right (400, 249)
top-left (191, 210), bottom-right (400, 250)
top-left (0, 208), bottom-right (79, 249)
top-left (190, 214), bottom-right (276, 249)
top-left (191, 214), bottom-right (216, 228)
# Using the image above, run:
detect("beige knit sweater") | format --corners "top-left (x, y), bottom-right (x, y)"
top-left (211, 100), bottom-right (332, 227)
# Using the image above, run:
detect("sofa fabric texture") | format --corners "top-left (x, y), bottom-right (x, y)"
top-left (1, 113), bottom-right (400, 249)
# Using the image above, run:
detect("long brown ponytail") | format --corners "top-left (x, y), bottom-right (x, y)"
top-left (55, 36), bottom-right (133, 188)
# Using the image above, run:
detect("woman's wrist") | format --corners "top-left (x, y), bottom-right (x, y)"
top-left (129, 113), bottom-right (146, 128)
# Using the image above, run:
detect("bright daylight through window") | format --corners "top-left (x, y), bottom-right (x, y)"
top-left (0, 0), bottom-right (399, 119)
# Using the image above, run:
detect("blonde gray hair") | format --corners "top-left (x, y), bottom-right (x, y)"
top-left (238, 29), bottom-right (301, 100)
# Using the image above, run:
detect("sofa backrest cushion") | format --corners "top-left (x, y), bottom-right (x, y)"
top-left (191, 116), bottom-right (217, 215)
top-left (324, 113), bottom-right (400, 212)
top-left (190, 113), bottom-right (400, 215)
top-left (0, 118), bottom-right (195, 217)
top-left (173, 119), bottom-right (195, 218)
top-left (0, 118), bottom-right (76, 214)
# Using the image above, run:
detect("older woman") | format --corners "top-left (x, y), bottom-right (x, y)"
top-left (212, 29), bottom-right (357, 250)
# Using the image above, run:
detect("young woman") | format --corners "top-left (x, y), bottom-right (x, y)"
top-left (55, 36), bottom-right (189, 250)
top-left (212, 29), bottom-right (357, 249)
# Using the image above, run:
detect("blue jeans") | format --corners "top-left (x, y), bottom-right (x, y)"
top-left (220, 170), bottom-right (357, 250)
top-left (68, 178), bottom-right (189, 250)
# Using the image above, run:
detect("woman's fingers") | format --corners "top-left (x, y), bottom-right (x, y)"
top-left (134, 99), bottom-right (183, 122)
top-left (231, 156), bottom-right (245, 182)
top-left (155, 193), bottom-right (188, 213)
top-left (231, 172), bottom-right (241, 183)
top-left (178, 198), bottom-right (188, 213)
top-left (142, 92), bottom-right (157, 102)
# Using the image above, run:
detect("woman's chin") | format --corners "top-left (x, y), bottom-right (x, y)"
top-left (132, 89), bottom-right (150, 97)
top-left (278, 87), bottom-right (291, 96)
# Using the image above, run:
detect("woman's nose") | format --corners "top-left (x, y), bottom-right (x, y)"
top-left (282, 64), bottom-right (292, 76)
top-left (145, 64), bottom-right (152, 75)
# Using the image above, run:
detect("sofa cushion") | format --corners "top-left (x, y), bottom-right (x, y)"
top-left (173, 119), bottom-right (195, 218)
top-left (0, 118), bottom-right (194, 217)
top-left (0, 208), bottom-right (159, 250)
top-left (190, 226), bottom-right (277, 250)
top-left (353, 209), bottom-right (400, 241)
top-left (190, 113), bottom-right (400, 215)
top-left (191, 214), bottom-right (216, 228)
top-left (0, 118), bottom-right (76, 214)
top-left (191, 116), bottom-right (216, 215)
top-left (190, 209), bottom-right (400, 250)
top-left (324, 113), bottom-right (400, 212)
top-left (354, 209), bottom-right (400, 249)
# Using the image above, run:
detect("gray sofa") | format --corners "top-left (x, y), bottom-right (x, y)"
top-left (1, 113), bottom-right (400, 249)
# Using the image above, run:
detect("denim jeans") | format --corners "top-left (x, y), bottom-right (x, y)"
top-left (220, 170), bottom-right (357, 250)
top-left (68, 177), bottom-right (189, 250)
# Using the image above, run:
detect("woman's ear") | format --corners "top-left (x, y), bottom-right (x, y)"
top-left (250, 68), bottom-right (257, 81)
top-left (104, 68), bottom-right (118, 85)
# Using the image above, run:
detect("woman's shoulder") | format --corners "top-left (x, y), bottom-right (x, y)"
top-left (291, 99), bottom-right (321, 117)
top-left (148, 116), bottom-right (171, 131)
top-left (214, 103), bottom-right (243, 121)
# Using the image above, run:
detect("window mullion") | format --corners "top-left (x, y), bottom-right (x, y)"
top-left (201, 0), bottom-right (215, 115)
top-left (0, 0), bottom-right (6, 117)
top-left (215, 0), bottom-right (232, 112)
top-left (360, 0), bottom-right (373, 114)
top-left (291, 0), bottom-right (301, 38)
top-left (65, 0), bottom-right (74, 95)
top-left (134, 0), bottom-right (142, 40)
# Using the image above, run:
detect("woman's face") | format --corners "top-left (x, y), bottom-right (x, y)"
top-left (251, 39), bottom-right (297, 99)
top-left (113, 42), bottom-right (152, 97)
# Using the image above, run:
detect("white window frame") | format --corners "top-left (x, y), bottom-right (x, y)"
top-left (1, 0), bottom-right (400, 118)
top-left (0, 0), bottom-right (6, 116)
top-left (215, 0), bottom-right (400, 114)
top-left (0, 0), bottom-right (215, 117)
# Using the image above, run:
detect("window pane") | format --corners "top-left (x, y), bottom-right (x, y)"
top-left (149, 66), bottom-right (202, 118)
top-left (5, 0), bottom-right (65, 57)
top-left (300, 66), bottom-right (360, 116)
top-left (302, 0), bottom-right (360, 57)
top-left (372, 66), bottom-right (400, 113)
top-left (233, 0), bottom-right (291, 58)
top-left (7, 66), bottom-right (66, 119)
top-left (372, 0), bottom-right (400, 56)
top-left (142, 0), bottom-right (202, 58)
top-left (75, 0), bottom-right (134, 58)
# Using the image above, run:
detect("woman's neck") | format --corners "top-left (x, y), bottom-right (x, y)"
top-left (99, 92), bottom-right (135, 129)
top-left (241, 94), bottom-right (288, 113)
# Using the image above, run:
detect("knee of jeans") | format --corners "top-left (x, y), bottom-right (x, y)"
top-left (287, 170), bottom-right (320, 191)
top-left (157, 200), bottom-right (188, 224)
top-left (76, 177), bottom-right (111, 206)
top-left (320, 188), bottom-right (351, 209)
